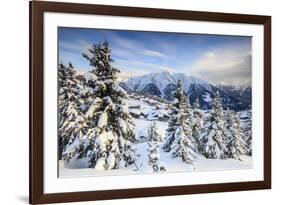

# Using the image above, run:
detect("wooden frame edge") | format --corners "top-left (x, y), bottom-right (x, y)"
top-left (30, 1), bottom-right (44, 204)
top-left (263, 16), bottom-right (272, 189)
top-left (29, 1), bottom-right (272, 204)
top-left (33, 181), bottom-right (269, 204)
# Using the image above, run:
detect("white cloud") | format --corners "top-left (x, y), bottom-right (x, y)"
top-left (141, 50), bottom-right (167, 59)
top-left (80, 40), bottom-right (92, 52)
top-left (190, 45), bottom-right (252, 85)
top-left (115, 38), bottom-right (138, 49)
top-left (114, 59), bottom-right (176, 77)
top-left (113, 48), bottom-right (136, 59)
top-left (60, 41), bottom-right (81, 52)
top-left (60, 40), bottom-right (91, 54)
top-left (109, 33), bottom-right (140, 50)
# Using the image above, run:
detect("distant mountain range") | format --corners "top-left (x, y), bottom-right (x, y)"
top-left (119, 71), bottom-right (251, 111)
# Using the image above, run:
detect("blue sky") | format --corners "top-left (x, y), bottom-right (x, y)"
top-left (58, 27), bottom-right (252, 85)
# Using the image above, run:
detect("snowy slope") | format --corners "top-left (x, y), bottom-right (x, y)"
top-left (60, 142), bottom-right (252, 178)
top-left (60, 115), bottom-right (253, 178)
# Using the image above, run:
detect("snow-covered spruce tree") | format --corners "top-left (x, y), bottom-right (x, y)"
top-left (226, 110), bottom-right (248, 160)
top-left (199, 91), bottom-right (228, 159)
top-left (163, 80), bottom-right (196, 164)
top-left (241, 110), bottom-right (252, 156)
top-left (192, 98), bottom-right (204, 152)
top-left (76, 72), bottom-right (97, 113)
top-left (163, 80), bottom-right (187, 152)
top-left (58, 62), bottom-right (82, 159)
top-left (245, 129), bottom-right (252, 156)
top-left (146, 121), bottom-right (166, 172)
top-left (147, 143), bottom-right (167, 172)
top-left (147, 121), bottom-right (163, 142)
top-left (147, 142), bottom-right (161, 172)
top-left (63, 41), bottom-right (137, 170)
top-left (224, 107), bottom-right (233, 143)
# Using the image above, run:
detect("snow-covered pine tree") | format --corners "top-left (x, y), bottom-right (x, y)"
top-left (245, 129), bottom-right (252, 156)
top-left (225, 107), bottom-right (233, 143)
top-left (147, 121), bottom-right (163, 142)
top-left (163, 80), bottom-right (196, 164)
top-left (77, 72), bottom-right (97, 113)
top-left (226, 110), bottom-right (248, 160)
top-left (63, 41), bottom-right (137, 170)
top-left (147, 141), bottom-right (161, 172)
top-left (58, 62), bottom-right (82, 159)
top-left (163, 80), bottom-right (186, 152)
top-left (241, 110), bottom-right (252, 156)
top-left (146, 121), bottom-right (166, 172)
top-left (192, 98), bottom-right (204, 152)
top-left (58, 63), bottom-right (77, 129)
top-left (199, 91), bottom-right (228, 159)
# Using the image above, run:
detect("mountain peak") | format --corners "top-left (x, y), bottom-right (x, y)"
top-left (123, 71), bottom-right (211, 95)
top-left (120, 71), bottom-right (251, 111)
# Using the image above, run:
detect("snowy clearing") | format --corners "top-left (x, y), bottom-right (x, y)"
top-left (59, 118), bottom-right (252, 178)
top-left (59, 143), bottom-right (252, 178)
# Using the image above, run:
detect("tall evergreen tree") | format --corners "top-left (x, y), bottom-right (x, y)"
top-left (147, 121), bottom-right (166, 172)
top-left (192, 98), bottom-right (204, 152)
top-left (241, 110), bottom-right (252, 156)
top-left (63, 41), bottom-right (137, 170)
top-left (199, 91), bottom-right (228, 159)
top-left (58, 63), bottom-right (82, 159)
top-left (147, 141), bottom-right (161, 172)
top-left (77, 72), bottom-right (97, 113)
top-left (147, 121), bottom-right (163, 142)
top-left (226, 110), bottom-right (248, 160)
top-left (163, 80), bottom-right (196, 164)
top-left (245, 129), bottom-right (252, 156)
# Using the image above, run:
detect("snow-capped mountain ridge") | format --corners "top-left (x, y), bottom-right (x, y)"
top-left (125, 71), bottom-right (211, 94)
top-left (120, 71), bottom-right (251, 111)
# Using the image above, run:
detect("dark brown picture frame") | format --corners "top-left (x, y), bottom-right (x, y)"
top-left (29, 1), bottom-right (271, 204)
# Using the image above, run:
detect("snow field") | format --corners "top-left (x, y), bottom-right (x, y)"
top-left (60, 118), bottom-right (252, 178)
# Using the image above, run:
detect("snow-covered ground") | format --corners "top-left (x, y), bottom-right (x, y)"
top-left (127, 94), bottom-right (170, 120)
top-left (59, 143), bottom-right (252, 178)
top-left (59, 118), bottom-right (253, 178)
